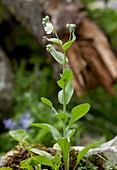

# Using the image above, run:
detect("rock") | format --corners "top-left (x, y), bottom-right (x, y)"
top-left (71, 136), bottom-right (117, 168)
top-left (1, 137), bottom-right (117, 169)
top-left (87, 136), bottom-right (117, 167)
top-left (0, 48), bottom-right (14, 122)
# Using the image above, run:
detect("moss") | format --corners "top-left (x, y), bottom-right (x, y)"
top-left (2, 145), bottom-right (110, 170)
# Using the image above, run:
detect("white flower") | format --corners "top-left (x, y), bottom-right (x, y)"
top-left (44, 23), bottom-right (54, 34)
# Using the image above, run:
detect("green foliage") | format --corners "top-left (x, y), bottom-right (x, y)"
top-left (41, 97), bottom-right (53, 108)
top-left (62, 31), bottom-right (76, 51)
top-left (46, 38), bottom-right (62, 46)
top-left (1, 3), bottom-right (117, 169)
top-left (8, 16), bottom-right (95, 170)
top-left (58, 82), bottom-right (74, 105)
top-left (57, 137), bottom-right (70, 162)
top-left (57, 68), bottom-right (73, 88)
top-left (9, 130), bottom-right (28, 142)
top-left (31, 123), bottom-right (62, 140)
top-left (70, 104), bottom-right (90, 126)
top-left (4, 14), bottom-right (114, 169)
top-left (46, 44), bottom-right (68, 65)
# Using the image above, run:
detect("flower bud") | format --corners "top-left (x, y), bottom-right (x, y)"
top-left (66, 23), bottom-right (76, 32)
top-left (46, 44), bottom-right (53, 52)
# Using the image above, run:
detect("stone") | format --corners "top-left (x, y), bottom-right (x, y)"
top-left (87, 136), bottom-right (117, 167)
top-left (1, 136), bottom-right (117, 168)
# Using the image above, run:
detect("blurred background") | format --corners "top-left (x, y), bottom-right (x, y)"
top-left (0, 0), bottom-right (117, 154)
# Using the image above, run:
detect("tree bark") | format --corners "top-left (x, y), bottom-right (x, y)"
top-left (1, 0), bottom-right (117, 95)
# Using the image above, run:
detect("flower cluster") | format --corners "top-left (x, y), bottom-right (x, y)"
top-left (42, 16), bottom-right (54, 34)
top-left (66, 23), bottom-right (76, 32)
top-left (3, 111), bottom-right (33, 131)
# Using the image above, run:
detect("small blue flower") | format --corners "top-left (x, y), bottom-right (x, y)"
top-left (3, 111), bottom-right (33, 131)
top-left (19, 111), bottom-right (33, 130)
top-left (3, 119), bottom-right (17, 130)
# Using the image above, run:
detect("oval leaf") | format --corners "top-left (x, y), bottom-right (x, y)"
top-left (58, 89), bottom-right (63, 104)
top-left (50, 48), bottom-right (68, 65)
top-left (57, 68), bottom-right (73, 88)
top-left (65, 82), bottom-right (74, 104)
top-left (62, 31), bottom-right (76, 51)
top-left (58, 82), bottom-right (74, 105)
top-left (20, 158), bottom-right (32, 170)
top-left (41, 97), bottom-right (53, 107)
top-left (31, 148), bottom-right (53, 160)
top-left (20, 156), bottom-right (54, 169)
top-left (57, 137), bottom-right (70, 161)
top-left (31, 123), bottom-right (62, 140)
top-left (46, 38), bottom-right (62, 46)
top-left (71, 103), bottom-right (90, 125)
top-left (9, 129), bottom-right (28, 142)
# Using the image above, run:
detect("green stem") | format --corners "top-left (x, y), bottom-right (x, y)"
top-left (63, 50), bottom-right (67, 137)
top-left (53, 29), bottom-right (62, 47)
top-left (69, 30), bottom-right (72, 41)
top-left (53, 29), bottom-right (69, 170)
top-left (63, 50), bottom-right (70, 170)
top-left (65, 157), bottom-right (69, 170)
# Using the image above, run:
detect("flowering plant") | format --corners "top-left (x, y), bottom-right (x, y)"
top-left (8, 16), bottom-right (102, 170)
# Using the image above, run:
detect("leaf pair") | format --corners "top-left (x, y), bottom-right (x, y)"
top-left (57, 68), bottom-right (74, 105)
top-left (46, 30), bottom-right (76, 51)
top-left (20, 145), bottom-right (61, 169)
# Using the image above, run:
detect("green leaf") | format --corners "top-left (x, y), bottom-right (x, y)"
top-left (58, 89), bottom-right (63, 104)
top-left (9, 130), bottom-right (28, 142)
top-left (41, 97), bottom-right (53, 107)
top-left (31, 123), bottom-right (62, 140)
top-left (52, 152), bottom-right (61, 167)
top-left (74, 140), bottom-right (103, 170)
top-left (33, 156), bottom-right (54, 167)
top-left (62, 31), bottom-right (76, 51)
top-left (58, 82), bottom-right (74, 105)
top-left (31, 148), bottom-right (53, 160)
top-left (20, 156), bottom-right (54, 169)
top-left (57, 68), bottom-right (73, 88)
top-left (65, 82), bottom-right (74, 104)
top-left (57, 138), bottom-right (70, 161)
top-left (46, 38), bottom-right (62, 46)
top-left (41, 97), bottom-right (58, 114)
top-left (20, 158), bottom-right (32, 170)
top-left (50, 47), bottom-right (68, 65)
top-left (70, 103), bottom-right (90, 125)
top-left (65, 129), bottom-right (76, 140)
